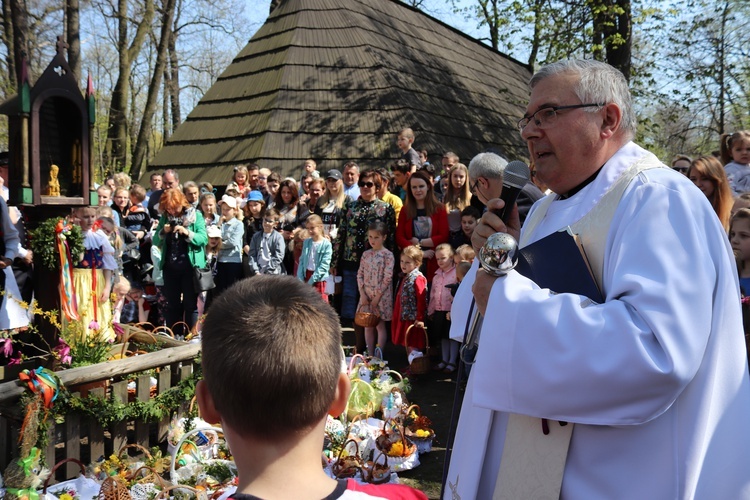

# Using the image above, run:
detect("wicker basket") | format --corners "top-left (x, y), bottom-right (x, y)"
top-left (404, 324), bottom-right (430, 374)
top-left (354, 306), bottom-right (380, 328)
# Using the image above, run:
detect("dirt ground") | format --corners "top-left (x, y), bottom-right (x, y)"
top-left (342, 329), bottom-right (465, 500)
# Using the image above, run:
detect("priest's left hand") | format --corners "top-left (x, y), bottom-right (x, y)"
top-left (473, 268), bottom-right (499, 316)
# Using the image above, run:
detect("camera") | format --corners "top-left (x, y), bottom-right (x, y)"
top-left (167, 216), bottom-right (181, 228)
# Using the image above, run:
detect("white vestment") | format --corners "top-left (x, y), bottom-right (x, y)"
top-left (446, 142), bottom-right (750, 499)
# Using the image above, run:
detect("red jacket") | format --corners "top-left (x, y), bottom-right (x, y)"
top-left (395, 205), bottom-right (449, 282)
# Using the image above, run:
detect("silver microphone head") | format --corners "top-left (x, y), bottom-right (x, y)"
top-left (504, 160), bottom-right (531, 190)
top-left (478, 232), bottom-right (519, 276)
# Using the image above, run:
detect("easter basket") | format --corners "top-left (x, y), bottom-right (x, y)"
top-left (354, 305), bottom-right (380, 328)
top-left (361, 451), bottom-right (391, 485)
top-left (42, 459), bottom-right (101, 500)
top-left (403, 404), bottom-right (435, 453)
top-left (404, 324), bottom-right (430, 374)
top-left (331, 439), bottom-right (364, 479)
top-left (375, 422), bottom-right (419, 472)
top-left (169, 427), bottom-right (237, 491)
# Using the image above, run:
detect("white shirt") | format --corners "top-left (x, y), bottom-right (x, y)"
top-left (447, 142), bottom-right (750, 499)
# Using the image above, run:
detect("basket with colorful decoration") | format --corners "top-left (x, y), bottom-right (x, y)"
top-left (360, 451), bottom-right (391, 485)
top-left (169, 427), bottom-right (237, 495)
top-left (330, 439), bottom-right (363, 479)
top-left (42, 459), bottom-right (101, 500)
top-left (403, 404), bottom-right (435, 453)
top-left (374, 421), bottom-right (419, 472)
top-left (380, 387), bottom-right (409, 422)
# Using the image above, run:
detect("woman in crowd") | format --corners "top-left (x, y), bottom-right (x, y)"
top-left (315, 169), bottom-right (352, 239)
top-left (333, 169), bottom-right (396, 352)
top-left (152, 188), bottom-right (207, 337)
top-left (273, 179), bottom-right (309, 273)
top-left (396, 169), bottom-right (449, 282)
top-left (688, 155), bottom-right (733, 231)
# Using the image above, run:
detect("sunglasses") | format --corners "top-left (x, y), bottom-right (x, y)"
top-left (358, 181), bottom-right (375, 188)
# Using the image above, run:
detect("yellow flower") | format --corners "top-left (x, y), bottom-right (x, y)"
top-left (415, 429), bottom-right (431, 438)
top-left (388, 442), bottom-right (404, 456)
top-left (60, 493), bottom-right (74, 500)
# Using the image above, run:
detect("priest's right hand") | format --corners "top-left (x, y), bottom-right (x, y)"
top-left (472, 199), bottom-right (521, 253)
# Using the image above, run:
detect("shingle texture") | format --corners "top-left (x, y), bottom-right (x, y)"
top-left (145, 0), bottom-right (532, 186)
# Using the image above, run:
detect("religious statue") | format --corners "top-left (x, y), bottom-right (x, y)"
top-left (47, 164), bottom-right (60, 196)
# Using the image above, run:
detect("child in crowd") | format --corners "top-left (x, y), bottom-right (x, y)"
top-left (733, 193), bottom-right (750, 217)
top-left (292, 228), bottom-right (309, 277)
top-left (392, 245), bottom-right (427, 357)
top-left (730, 208), bottom-right (750, 363)
top-left (227, 165), bottom-right (252, 198)
top-left (731, 209), bottom-right (750, 294)
top-left (296, 215), bottom-right (332, 302)
top-left (197, 276), bottom-right (427, 499)
top-left (199, 225), bottom-right (222, 315)
top-left (450, 206), bottom-right (480, 249)
top-left (248, 208), bottom-right (285, 275)
top-left (429, 244), bottom-right (458, 373)
top-left (216, 195), bottom-right (244, 295)
top-left (721, 130), bottom-right (750, 196)
top-left (71, 206), bottom-right (117, 340)
top-left (454, 244), bottom-right (476, 265)
top-left (357, 221), bottom-right (394, 356)
top-left (113, 277), bottom-right (149, 324)
top-left (242, 191), bottom-right (265, 277)
top-left (397, 127), bottom-right (421, 171)
top-left (199, 192), bottom-right (220, 226)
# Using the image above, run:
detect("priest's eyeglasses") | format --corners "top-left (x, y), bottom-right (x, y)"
top-left (517, 103), bottom-right (606, 131)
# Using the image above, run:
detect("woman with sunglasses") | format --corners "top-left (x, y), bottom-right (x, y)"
top-left (395, 169), bottom-right (449, 283)
top-left (333, 169), bottom-right (396, 351)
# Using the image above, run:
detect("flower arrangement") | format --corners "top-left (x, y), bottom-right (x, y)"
top-left (30, 217), bottom-right (84, 271)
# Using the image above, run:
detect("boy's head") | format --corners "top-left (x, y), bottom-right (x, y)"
top-left (262, 208), bottom-right (280, 232)
top-left (397, 128), bottom-right (415, 152)
top-left (391, 159), bottom-right (411, 188)
top-left (460, 206), bottom-right (481, 237)
top-left (130, 184), bottom-right (147, 204)
top-left (197, 276), bottom-right (344, 441)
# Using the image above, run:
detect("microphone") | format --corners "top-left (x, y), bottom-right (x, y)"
top-left (494, 160), bottom-right (531, 223)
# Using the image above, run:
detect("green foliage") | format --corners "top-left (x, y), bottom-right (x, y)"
top-left (52, 361), bottom-right (202, 428)
top-left (30, 218), bottom-right (84, 271)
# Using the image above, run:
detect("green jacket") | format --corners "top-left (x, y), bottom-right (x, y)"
top-left (152, 208), bottom-right (207, 269)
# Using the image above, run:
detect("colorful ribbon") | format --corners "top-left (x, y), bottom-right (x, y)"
top-left (56, 219), bottom-right (79, 321)
top-left (19, 367), bottom-right (60, 408)
top-left (6, 487), bottom-right (39, 500)
top-left (17, 447), bottom-right (40, 476)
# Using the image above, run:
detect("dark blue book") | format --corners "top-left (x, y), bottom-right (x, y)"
top-left (515, 228), bottom-right (604, 303)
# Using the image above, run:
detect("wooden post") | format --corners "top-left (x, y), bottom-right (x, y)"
top-left (111, 381), bottom-right (128, 453)
top-left (65, 398), bottom-right (81, 478)
top-left (88, 386), bottom-right (105, 463)
top-left (135, 374), bottom-right (151, 447)
top-left (157, 367), bottom-right (172, 442)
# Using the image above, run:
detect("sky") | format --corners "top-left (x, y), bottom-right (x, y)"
top-left (244, 0), bottom-right (486, 45)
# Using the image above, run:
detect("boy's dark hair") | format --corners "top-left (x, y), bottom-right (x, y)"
top-left (391, 159), bottom-right (411, 174)
top-left (201, 275), bottom-right (342, 440)
top-left (460, 206), bottom-right (481, 220)
top-left (264, 207), bottom-right (280, 220)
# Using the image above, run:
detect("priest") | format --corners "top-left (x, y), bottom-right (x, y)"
top-left (446, 59), bottom-right (750, 499)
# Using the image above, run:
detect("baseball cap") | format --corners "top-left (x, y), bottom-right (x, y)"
top-left (219, 194), bottom-right (237, 209)
top-left (326, 169), bottom-right (343, 181)
top-left (207, 225), bottom-right (222, 238)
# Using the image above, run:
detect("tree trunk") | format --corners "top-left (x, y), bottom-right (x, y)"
top-left (66, 0), bottom-right (81, 83)
top-left (131, 0), bottom-right (176, 180)
top-left (104, 0), bottom-right (155, 173)
top-left (2, 0), bottom-right (16, 92)
top-left (9, 0), bottom-right (28, 86)
top-left (590, 0), bottom-right (631, 82)
top-left (168, 24), bottom-right (180, 130)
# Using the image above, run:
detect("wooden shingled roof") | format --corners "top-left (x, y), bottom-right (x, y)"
top-left (144, 0), bottom-right (533, 186)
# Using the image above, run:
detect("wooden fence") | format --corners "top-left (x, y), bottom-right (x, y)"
top-left (0, 343), bottom-right (201, 483)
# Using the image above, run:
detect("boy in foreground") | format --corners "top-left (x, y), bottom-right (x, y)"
top-left (197, 276), bottom-right (427, 500)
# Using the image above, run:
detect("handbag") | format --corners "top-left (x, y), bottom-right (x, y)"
top-left (193, 266), bottom-right (215, 292)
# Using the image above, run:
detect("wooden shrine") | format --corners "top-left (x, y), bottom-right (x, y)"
top-left (0, 36), bottom-right (95, 208)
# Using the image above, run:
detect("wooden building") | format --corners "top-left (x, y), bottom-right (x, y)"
top-left (145, 0), bottom-right (532, 185)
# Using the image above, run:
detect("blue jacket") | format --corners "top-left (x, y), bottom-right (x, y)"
top-left (248, 230), bottom-right (285, 275)
top-left (296, 237), bottom-right (332, 284)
